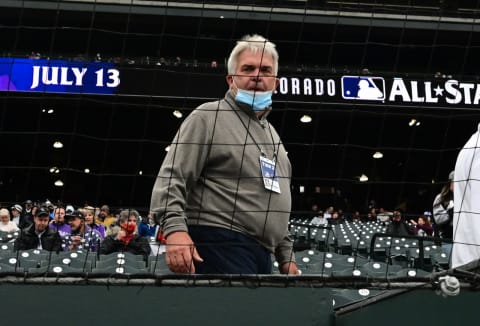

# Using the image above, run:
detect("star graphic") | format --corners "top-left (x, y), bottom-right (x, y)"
top-left (434, 85), bottom-right (444, 96)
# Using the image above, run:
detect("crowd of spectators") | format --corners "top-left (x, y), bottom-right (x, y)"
top-left (0, 199), bottom-right (166, 259)
top-left (307, 203), bottom-right (439, 238)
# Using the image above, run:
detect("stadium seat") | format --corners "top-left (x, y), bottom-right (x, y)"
top-left (53, 250), bottom-right (97, 268)
top-left (18, 249), bottom-right (49, 260)
top-left (0, 262), bottom-right (20, 273)
top-left (96, 253), bottom-right (147, 269)
top-left (430, 252), bottom-right (450, 270)
top-left (0, 231), bottom-right (19, 243)
top-left (355, 261), bottom-right (403, 278)
top-left (390, 267), bottom-right (432, 279)
top-left (91, 264), bottom-right (149, 275)
top-left (0, 242), bottom-right (14, 252)
top-left (0, 252), bottom-right (45, 271)
top-left (148, 255), bottom-right (172, 275)
top-left (27, 264), bottom-right (86, 275)
top-left (99, 251), bottom-right (145, 262)
top-left (43, 255), bottom-right (93, 272)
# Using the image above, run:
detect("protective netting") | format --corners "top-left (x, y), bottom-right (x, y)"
top-left (1, 1), bottom-right (480, 292)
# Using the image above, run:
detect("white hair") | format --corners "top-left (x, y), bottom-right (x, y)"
top-left (0, 208), bottom-right (10, 218)
top-left (227, 34), bottom-right (279, 76)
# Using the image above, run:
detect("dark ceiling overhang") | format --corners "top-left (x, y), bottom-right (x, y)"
top-left (2, 0), bottom-right (480, 32)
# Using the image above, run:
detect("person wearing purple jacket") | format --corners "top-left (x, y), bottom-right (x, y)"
top-left (82, 206), bottom-right (105, 239)
top-left (49, 206), bottom-right (71, 241)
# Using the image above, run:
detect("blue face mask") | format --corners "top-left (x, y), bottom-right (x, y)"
top-left (235, 89), bottom-right (272, 111)
top-left (233, 78), bottom-right (273, 112)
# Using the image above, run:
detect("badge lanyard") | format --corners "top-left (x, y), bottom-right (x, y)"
top-left (225, 98), bottom-right (282, 193)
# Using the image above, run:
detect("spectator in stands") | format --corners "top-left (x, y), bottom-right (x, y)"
top-left (328, 211), bottom-right (344, 225)
top-left (310, 212), bottom-right (326, 226)
top-left (65, 205), bottom-right (74, 215)
top-left (14, 206), bottom-right (62, 251)
top-left (63, 210), bottom-right (102, 252)
top-left (366, 207), bottom-right (377, 222)
top-left (351, 211), bottom-right (361, 223)
top-left (23, 200), bottom-right (34, 223)
top-left (10, 204), bottom-right (24, 228)
top-left (452, 123), bottom-right (480, 268)
top-left (150, 34), bottom-right (298, 275)
top-left (98, 204), bottom-right (116, 228)
top-left (432, 171), bottom-right (454, 244)
top-left (423, 210), bottom-right (433, 225)
top-left (309, 203), bottom-right (320, 220)
top-left (410, 215), bottom-right (433, 236)
top-left (138, 213), bottom-right (158, 238)
top-left (100, 209), bottom-right (151, 258)
top-left (377, 207), bottom-right (392, 224)
top-left (0, 208), bottom-right (19, 233)
top-left (45, 200), bottom-right (55, 219)
top-left (82, 206), bottom-right (105, 239)
top-left (323, 206), bottom-right (334, 219)
top-left (386, 211), bottom-right (414, 236)
top-left (49, 206), bottom-right (71, 240)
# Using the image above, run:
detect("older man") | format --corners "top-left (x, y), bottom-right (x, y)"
top-left (63, 210), bottom-right (102, 252)
top-left (150, 34), bottom-right (297, 275)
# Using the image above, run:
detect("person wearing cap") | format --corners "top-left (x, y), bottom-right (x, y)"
top-left (44, 200), bottom-right (55, 220)
top-left (432, 171), bottom-right (454, 246)
top-left (11, 204), bottom-right (32, 229)
top-left (63, 210), bottom-right (102, 252)
top-left (0, 208), bottom-right (19, 233)
top-left (99, 209), bottom-right (151, 259)
top-left (451, 123), bottom-right (480, 268)
top-left (10, 204), bottom-right (23, 227)
top-left (49, 206), bottom-right (71, 241)
top-left (65, 205), bottom-right (75, 215)
top-left (14, 206), bottom-right (62, 252)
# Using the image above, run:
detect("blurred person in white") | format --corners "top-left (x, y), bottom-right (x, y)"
top-left (433, 170), bottom-right (454, 256)
top-left (0, 208), bottom-right (19, 233)
top-left (452, 123), bottom-right (480, 268)
top-left (310, 213), bottom-right (327, 226)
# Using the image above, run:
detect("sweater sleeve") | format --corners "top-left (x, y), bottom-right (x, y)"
top-left (150, 108), bottom-right (212, 237)
top-left (274, 235), bottom-right (296, 265)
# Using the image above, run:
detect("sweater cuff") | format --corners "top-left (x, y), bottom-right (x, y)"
top-left (163, 216), bottom-right (188, 238)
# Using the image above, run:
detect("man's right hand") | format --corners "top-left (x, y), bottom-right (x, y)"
top-left (165, 231), bottom-right (203, 274)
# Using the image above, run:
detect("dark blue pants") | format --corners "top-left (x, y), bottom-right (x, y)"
top-left (189, 225), bottom-right (272, 274)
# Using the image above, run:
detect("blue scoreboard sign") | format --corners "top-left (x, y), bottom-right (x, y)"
top-left (0, 57), bottom-right (119, 95)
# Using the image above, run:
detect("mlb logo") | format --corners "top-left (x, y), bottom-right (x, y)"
top-left (341, 76), bottom-right (385, 101)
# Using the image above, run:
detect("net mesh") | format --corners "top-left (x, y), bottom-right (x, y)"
top-left (0, 0), bottom-right (480, 289)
